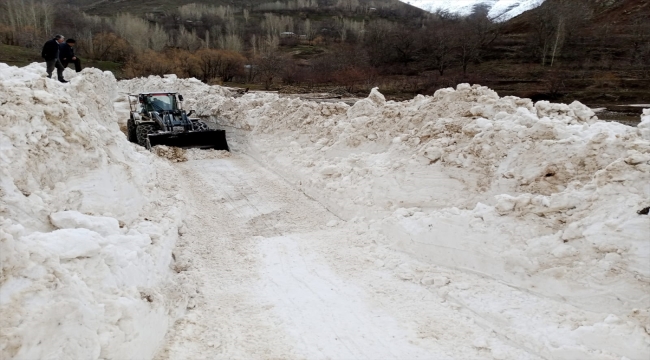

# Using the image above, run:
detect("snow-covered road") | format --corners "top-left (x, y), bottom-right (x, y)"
top-left (154, 154), bottom-right (543, 359)
top-left (3, 65), bottom-right (648, 359)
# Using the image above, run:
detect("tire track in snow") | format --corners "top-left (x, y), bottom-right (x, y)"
top-left (257, 236), bottom-right (448, 359)
top-left (155, 153), bottom-right (540, 359)
top-left (155, 155), bottom-right (298, 359)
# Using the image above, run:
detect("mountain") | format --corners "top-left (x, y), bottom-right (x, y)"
top-left (67, 0), bottom-right (422, 16)
top-left (401, 0), bottom-right (545, 21)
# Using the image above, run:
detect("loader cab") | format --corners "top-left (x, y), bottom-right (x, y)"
top-left (140, 93), bottom-right (177, 113)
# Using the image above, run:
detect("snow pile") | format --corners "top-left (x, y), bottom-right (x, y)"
top-left (120, 74), bottom-right (208, 96)
top-left (640, 108), bottom-right (650, 140)
top-left (183, 148), bottom-right (231, 161)
top-left (119, 70), bottom-right (650, 357)
top-left (5, 65), bottom-right (645, 359)
top-left (120, 78), bottom-right (650, 358)
top-left (244, 85), bottom-right (648, 310)
top-left (152, 145), bottom-right (190, 163)
top-left (247, 88), bottom-right (649, 358)
top-left (0, 63), bottom-right (190, 359)
top-left (151, 145), bottom-right (231, 162)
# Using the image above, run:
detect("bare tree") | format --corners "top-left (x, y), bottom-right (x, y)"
top-left (169, 26), bottom-right (202, 51)
top-left (86, 32), bottom-right (131, 61)
top-left (336, 0), bottom-right (360, 12)
top-left (530, 0), bottom-right (591, 66)
top-left (421, 21), bottom-right (454, 75)
top-left (364, 19), bottom-right (394, 66)
top-left (262, 13), bottom-right (294, 36)
top-left (114, 13), bottom-right (168, 52)
top-left (256, 50), bottom-right (284, 89)
top-left (302, 19), bottom-right (318, 44)
top-left (218, 33), bottom-right (242, 51)
top-left (630, 19), bottom-right (650, 67)
top-left (193, 48), bottom-right (245, 83)
top-left (0, 0), bottom-right (55, 46)
top-left (390, 26), bottom-right (418, 68)
top-left (530, 4), bottom-right (557, 66)
top-left (454, 20), bottom-right (483, 74)
top-left (549, 17), bottom-right (565, 67)
top-left (454, 6), bottom-right (499, 74)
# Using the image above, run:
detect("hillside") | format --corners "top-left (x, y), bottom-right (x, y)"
top-left (69, 0), bottom-right (422, 16)
top-left (483, 0), bottom-right (650, 109)
top-left (1, 0), bottom-right (648, 110)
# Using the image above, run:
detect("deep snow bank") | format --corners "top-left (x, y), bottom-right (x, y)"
top-left (232, 87), bottom-right (648, 311)
top-left (0, 64), bottom-right (190, 359)
top-left (120, 75), bottom-right (649, 358)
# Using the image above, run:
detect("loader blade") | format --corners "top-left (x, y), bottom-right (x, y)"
top-left (148, 130), bottom-right (230, 151)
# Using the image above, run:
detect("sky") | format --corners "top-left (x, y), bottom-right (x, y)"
top-left (400, 0), bottom-right (545, 21)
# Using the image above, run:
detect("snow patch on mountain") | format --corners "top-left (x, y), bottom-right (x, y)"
top-left (403, 0), bottom-right (545, 21)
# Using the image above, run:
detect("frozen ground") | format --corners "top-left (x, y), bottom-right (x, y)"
top-left (1, 64), bottom-right (649, 359)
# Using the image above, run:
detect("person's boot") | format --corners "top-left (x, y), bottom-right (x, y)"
top-left (59, 79), bottom-right (69, 83)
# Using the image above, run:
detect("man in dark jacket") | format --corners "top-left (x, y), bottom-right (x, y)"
top-left (41, 34), bottom-right (67, 83)
top-left (59, 39), bottom-right (82, 73)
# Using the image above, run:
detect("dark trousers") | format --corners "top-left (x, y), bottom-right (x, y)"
top-left (45, 59), bottom-right (64, 80)
top-left (61, 58), bottom-right (82, 72)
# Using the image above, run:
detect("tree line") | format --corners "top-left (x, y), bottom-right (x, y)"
top-left (1, 0), bottom-right (649, 96)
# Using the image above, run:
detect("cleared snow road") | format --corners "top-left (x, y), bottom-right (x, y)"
top-left (153, 153), bottom-right (539, 360)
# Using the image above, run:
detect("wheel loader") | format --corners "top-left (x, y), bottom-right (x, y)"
top-left (126, 92), bottom-right (229, 151)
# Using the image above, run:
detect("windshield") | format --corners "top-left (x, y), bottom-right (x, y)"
top-left (147, 94), bottom-right (175, 111)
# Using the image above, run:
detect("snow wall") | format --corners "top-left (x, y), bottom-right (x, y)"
top-left (232, 88), bottom-right (647, 313)
top-left (121, 76), bottom-right (650, 358)
top-left (0, 64), bottom-right (192, 359)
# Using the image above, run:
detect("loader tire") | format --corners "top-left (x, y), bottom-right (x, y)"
top-left (136, 124), bottom-right (158, 148)
top-left (192, 120), bottom-right (210, 132)
top-left (127, 118), bottom-right (137, 143)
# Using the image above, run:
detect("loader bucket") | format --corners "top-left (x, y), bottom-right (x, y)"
top-left (147, 130), bottom-right (230, 151)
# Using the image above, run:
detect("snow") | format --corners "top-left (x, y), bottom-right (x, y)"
top-left (2, 63), bottom-right (649, 359)
top-left (258, 236), bottom-right (451, 359)
top-left (118, 76), bottom-right (650, 358)
top-left (0, 63), bottom-right (190, 359)
top-left (50, 211), bottom-right (121, 237)
top-left (151, 153), bottom-right (542, 360)
top-left (640, 108), bottom-right (650, 140)
top-left (403, 0), bottom-right (545, 21)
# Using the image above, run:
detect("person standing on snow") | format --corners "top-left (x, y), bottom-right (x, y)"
top-left (59, 39), bottom-right (82, 73)
top-left (41, 34), bottom-right (68, 83)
